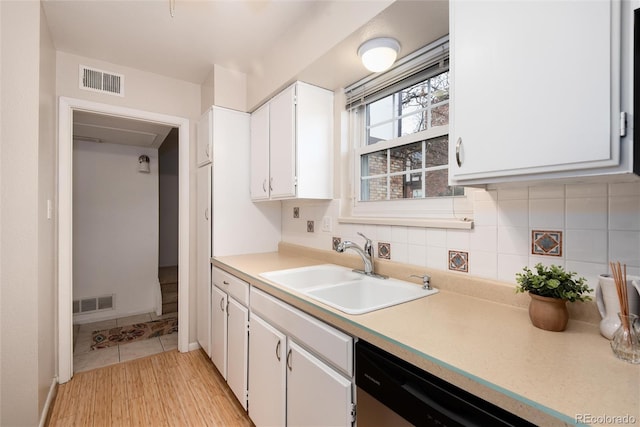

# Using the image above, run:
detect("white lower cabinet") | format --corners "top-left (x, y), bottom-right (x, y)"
top-left (248, 287), bottom-right (354, 427)
top-left (211, 267), bottom-right (250, 410)
top-left (247, 314), bottom-right (287, 426)
top-left (227, 298), bottom-right (249, 408)
top-left (286, 340), bottom-right (353, 427)
top-left (211, 286), bottom-right (227, 378)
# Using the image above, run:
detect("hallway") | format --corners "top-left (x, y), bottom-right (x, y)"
top-left (73, 312), bottom-right (178, 373)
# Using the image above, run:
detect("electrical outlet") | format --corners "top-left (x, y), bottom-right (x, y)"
top-left (321, 216), bottom-right (332, 232)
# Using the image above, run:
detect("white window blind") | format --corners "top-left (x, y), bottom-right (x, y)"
top-left (345, 35), bottom-right (449, 111)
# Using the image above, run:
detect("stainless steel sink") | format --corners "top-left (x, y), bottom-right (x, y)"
top-left (260, 264), bottom-right (438, 314)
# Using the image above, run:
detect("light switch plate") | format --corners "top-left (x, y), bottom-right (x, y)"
top-left (321, 216), bottom-right (332, 232)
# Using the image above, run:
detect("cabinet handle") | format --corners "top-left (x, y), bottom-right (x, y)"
top-left (455, 137), bottom-right (462, 167)
top-left (286, 349), bottom-right (292, 371)
top-left (262, 179), bottom-right (267, 193)
top-left (219, 297), bottom-right (225, 312)
top-left (223, 280), bottom-right (229, 285)
top-left (275, 340), bottom-right (281, 361)
top-left (204, 208), bottom-right (209, 221)
top-left (269, 177), bottom-right (274, 192)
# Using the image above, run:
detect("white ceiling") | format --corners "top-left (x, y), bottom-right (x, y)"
top-left (42, 0), bottom-right (333, 85)
top-left (46, 0), bottom-right (449, 148)
top-left (73, 111), bottom-right (173, 148)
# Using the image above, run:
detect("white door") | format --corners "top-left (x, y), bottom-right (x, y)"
top-left (196, 108), bottom-right (212, 167)
top-left (196, 165), bottom-right (211, 356)
top-left (227, 297), bottom-right (248, 410)
top-left (211, 286), bottom-right (228, 379)
top-left (286, 340), bottom-right (352, 427)
top-left (449, 0), bottom-right (618, 182)
top-left (248, 314), bottom-right (286, 427)
top-left (269, 84), bottom-right (297, 199)
top-left (250, 104), bottom-right (271, 201)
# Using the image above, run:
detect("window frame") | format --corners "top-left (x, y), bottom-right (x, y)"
top-left (340, 36), bottom-right (474, 229)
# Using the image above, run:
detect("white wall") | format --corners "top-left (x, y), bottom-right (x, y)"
top-left (37, 2), bottom-right (58, 420)
top-left (159, 129), bottom-right (179, 267)
top-left (56, 51), bottom-right (201, 342)
top-left (282, 182), bottom-right (640, 294)
top-left (201, 64), bottom-right (248, 113)
top-left (246, 1), bottom-right (394, 110)
top-left (1, 2), bottom-right (56, 425)
top-left (73, 141), bottom-right (159, 322)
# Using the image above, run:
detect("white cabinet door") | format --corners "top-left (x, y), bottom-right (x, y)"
top-left (250, 104), bottom-right (270, 201)
top-left (196, 165), bottom-right (211, 356)
top-left (286, 340), bottom-right (352, 427)
top-left (269, 84), bottom-right (297, 199)
top-left (196, 108), bottom-right (212, 167)
top-left (211, 285), bottom-right (227, 380)
top-left (449, 0), bottom-right (620, 184)
top-left (248, 314), bottom-right (286, 427)
top-left (227, 297), bottom-right (248, 410)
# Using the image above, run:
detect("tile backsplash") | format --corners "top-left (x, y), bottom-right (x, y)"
top-left (280, 182), bottom-right (640, 292)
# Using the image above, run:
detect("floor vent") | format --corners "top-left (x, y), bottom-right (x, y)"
top-left (73, 295), bottom-right (115, 314)
top-left (79, 65), bottom-right (124, 96)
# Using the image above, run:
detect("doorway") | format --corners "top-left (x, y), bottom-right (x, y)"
top-left (58, 97), bottom-right (190, 383)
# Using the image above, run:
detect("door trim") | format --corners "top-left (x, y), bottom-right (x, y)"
top-left (57, 97), bottom-right (191, 383)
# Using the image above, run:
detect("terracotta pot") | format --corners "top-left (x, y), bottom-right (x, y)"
top-left (528, 293), bottom-right (569, 332)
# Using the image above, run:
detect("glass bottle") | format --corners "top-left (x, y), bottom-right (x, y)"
top-left (610, 313), bottom-right (640, 364)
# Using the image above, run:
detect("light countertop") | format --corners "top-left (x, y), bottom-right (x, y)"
top-left (212, 244), bottom-right (640, 427)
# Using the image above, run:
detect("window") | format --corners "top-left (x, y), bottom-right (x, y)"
top-left (343, 36), bottom-right (472, 227)
top-left (359, 70), bottom-right (463, 202)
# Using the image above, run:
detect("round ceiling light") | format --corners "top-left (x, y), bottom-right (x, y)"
top-left (357, 37), bottom-right (401, 73)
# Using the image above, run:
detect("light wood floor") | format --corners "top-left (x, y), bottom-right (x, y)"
top-left (47, 349), bottom-right (254, 426)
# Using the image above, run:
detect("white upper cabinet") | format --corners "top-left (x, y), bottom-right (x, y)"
top-left (250, 104), bottom-right (271, 200)
top-left (269, 85), bottom-right (298, 199)
top-left (196, 108), bottom-right (212, 167)
top-left (250, 81), bottom-right (334, 201)
top-left (449, 0), bottom-right (634, 185)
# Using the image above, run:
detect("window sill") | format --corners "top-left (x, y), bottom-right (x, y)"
top-left (337, 216), bottom-right (474, 230)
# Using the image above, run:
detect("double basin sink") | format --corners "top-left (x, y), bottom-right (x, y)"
top-left (260, 264), bottom-right (438, 315)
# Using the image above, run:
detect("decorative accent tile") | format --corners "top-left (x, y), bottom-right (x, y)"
top-left (448, 250), bottom-right (469, 273)
top-left (378, 242), bottom-right (391, 260)
top-left (531, 230), bottom-right (562, 257)
top-left (332, 237), bottom-right (342, 251)
top-left (293, 207), bottom-right (300, 218)
top-left (307, 221), bottom-right (314, 233)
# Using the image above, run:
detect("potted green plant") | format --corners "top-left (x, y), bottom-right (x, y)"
top-left (515, 263), bottom-right (592, 331)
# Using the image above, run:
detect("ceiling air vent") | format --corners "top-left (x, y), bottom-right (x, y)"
top-left (79, 65), bottom-right (124, 97)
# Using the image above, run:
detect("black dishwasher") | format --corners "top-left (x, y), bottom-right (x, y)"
top-left (355, 340), bottom-right (537, 427)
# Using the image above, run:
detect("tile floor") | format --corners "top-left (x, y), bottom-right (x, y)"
top-left (73, 311), bottom-right (178, 373)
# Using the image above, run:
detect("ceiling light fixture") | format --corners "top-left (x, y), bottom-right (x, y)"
top-left (358, 37), bottom-right (401, 73)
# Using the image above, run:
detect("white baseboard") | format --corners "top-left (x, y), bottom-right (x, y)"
top-left (73, 307), bottom-right (156, 324)
top-left (39, 377), bottom-right (58, 427)
top-left (187, 341), bottom-right (201, 352)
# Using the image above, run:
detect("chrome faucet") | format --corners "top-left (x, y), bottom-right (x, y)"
top-left (336, 232), bottom-right (387, 279)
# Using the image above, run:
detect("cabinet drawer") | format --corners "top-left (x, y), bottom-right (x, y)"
top-left (251, 287), bottom-right (353, 377)
top-left (212, 267), bottom-right (249, 306)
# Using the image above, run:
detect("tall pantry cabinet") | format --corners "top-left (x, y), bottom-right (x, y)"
top-left (195, 106), bottom-right (281, 357)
